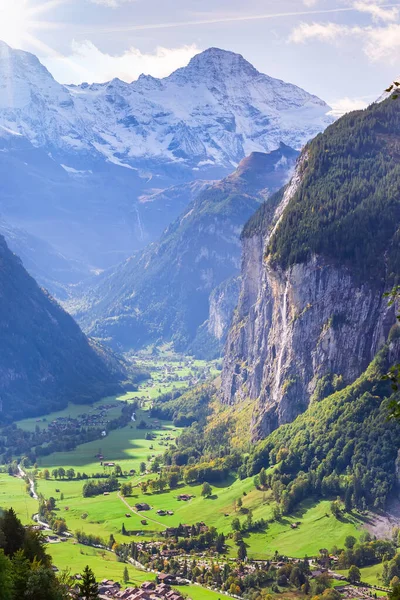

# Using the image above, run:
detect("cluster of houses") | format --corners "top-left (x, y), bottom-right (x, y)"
top-left (96, 577), bottom-right (189, 600)
top-left (163, 523), bottom-right (209, 539)
top-left (37, 404), bottom-right (116, 434)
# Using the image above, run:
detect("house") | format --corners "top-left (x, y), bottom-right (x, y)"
top-left (135, 503), bottom-right (151, 511)
top-left (177, 494), bottom-right (192, 501)
top-left (141, 582), bottom-right (155, 591)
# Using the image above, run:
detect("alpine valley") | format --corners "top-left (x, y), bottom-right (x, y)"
top-left (2, 35), bottom-right (400, 600)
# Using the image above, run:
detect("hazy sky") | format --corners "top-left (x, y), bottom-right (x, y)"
top-left (3, 0), bottom-right (400, 113)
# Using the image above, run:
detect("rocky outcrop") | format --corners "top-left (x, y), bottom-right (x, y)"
top-left (222, 161), bottom-right (396, 440)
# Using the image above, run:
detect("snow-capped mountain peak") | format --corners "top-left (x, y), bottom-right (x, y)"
top-left (0, 43), bottom-right (333, 173)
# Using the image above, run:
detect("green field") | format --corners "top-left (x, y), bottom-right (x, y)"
top-left (35, 469), bottom-right (365, 559)
top-left (48, 540), bottom-right (150, 584)
top-left (35, 408), bottom-right (178, 474)
top-left (0, 472), bottom-right (37, 523)
top-left (337, 563), bottom-right (385, 588)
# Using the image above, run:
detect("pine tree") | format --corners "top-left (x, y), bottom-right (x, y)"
top-left (237, 542), bottom-right (247, 561)
top-left (123, 566), bottom-right (129, 584)
top-left (121, 523), bottom-right (127, 536)
top-left (78, 566), bottom-right (99, 600)
top-left (0, 509), bottom-right (26, 557)
top-left (0, 550), bottom-right (12, 600)
top-left (11, 550), bottom-right (30, 599)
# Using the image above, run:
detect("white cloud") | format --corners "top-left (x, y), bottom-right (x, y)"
top-left (289, 19), bottom-right (400, 65)
top-left (288, 22), bottom-right (360, 44)
top-left (328, 97), bottom-right (369, 117)
top-left (363, 22), bottom-right (400, 61)
top-left (353, 1), bottom-right (399, 23)
top-left (43, 41), bottom-right (199, 84)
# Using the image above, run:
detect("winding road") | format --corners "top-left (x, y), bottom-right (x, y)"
top-left (17, 464), bottom-right (38, 500)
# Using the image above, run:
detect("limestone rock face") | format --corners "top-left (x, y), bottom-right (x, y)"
top-left (221, 160), bottom-right (395, 440)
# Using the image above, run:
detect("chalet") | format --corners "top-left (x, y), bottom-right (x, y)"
top-left (177, 494), bottom-right (192, 501)
top-left (141, 582), bottom-right (155, 591)
top-left (135, 503), bottom-right (151, 511)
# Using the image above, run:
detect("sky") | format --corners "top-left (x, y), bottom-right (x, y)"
top-left (2, 0), bottom-right (400, 114)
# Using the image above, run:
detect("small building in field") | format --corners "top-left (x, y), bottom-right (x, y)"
top-left (135, 503), bottom-right (151, 511)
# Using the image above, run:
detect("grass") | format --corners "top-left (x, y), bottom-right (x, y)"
top-left (244, 499), bottom-right (365, 559)
top-left (0, 472), bottom-right (38, 523)
top-left (176, 585), bottom-right (235, 600)
top-left (0, 352), bottom-right (369, 587)
top-left (35, 408), bottom-right (178, 474)
top-left (336, 563), bottom-right (385, 588)
top-left (48, 540), bottom-right (150, 585)
top-left (35, 467), bottom-right (365, 559)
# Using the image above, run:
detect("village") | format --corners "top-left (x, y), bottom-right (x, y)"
top-left (91, 576), bottom-right (188, 600)
top-left (35, 404), bottom-right (120, 434)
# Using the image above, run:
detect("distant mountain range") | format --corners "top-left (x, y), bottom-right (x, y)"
top-left (71, 145), bottom-right (299, 356)
top-left (0, 42), bottom-right (332, 288)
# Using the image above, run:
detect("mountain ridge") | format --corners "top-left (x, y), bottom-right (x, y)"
top-left (0, 234), bottom-right (125, 421)
top-left (71, 145), bottom-right (299, 354)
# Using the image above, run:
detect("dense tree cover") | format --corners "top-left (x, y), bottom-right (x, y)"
top-left (38, 497), bottom-right (67, 536)
top-left (150, 384), bottom-right (213, 427)
top-left (0, 508), bottom-right (69, 600)
top-left (241, 187), bottom-right (285, 239)
top-left (245, 346), bottom-right (400, 512)
top-left (82, 475), bottom-right (120, 497)
top-left (384, 554), bottom-right (400, 586)
top-left (261, 99), bottom-right (400, 283)
top-left (337, 538), bottom-right (396, 569)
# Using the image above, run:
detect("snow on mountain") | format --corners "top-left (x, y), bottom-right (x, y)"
top-left (0, 43), bottom-right (332, 173)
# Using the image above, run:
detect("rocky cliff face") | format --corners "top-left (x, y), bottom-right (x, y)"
top-left (222, 98), bottom-right (400, 439)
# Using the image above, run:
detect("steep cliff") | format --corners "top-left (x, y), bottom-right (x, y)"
top-left (222, 99), bottom-right (400, 440)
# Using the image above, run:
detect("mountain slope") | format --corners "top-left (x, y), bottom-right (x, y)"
top-left (0, 43), bottom-right (332, 283)
top-left (72, 145), bottom-right (299, 354)
top-left (246, 341), bottom-right (400, 512)
top-left (222, 98), bottom-right (400, 440)
top-left (0, 235), bottom-right (123, 421)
